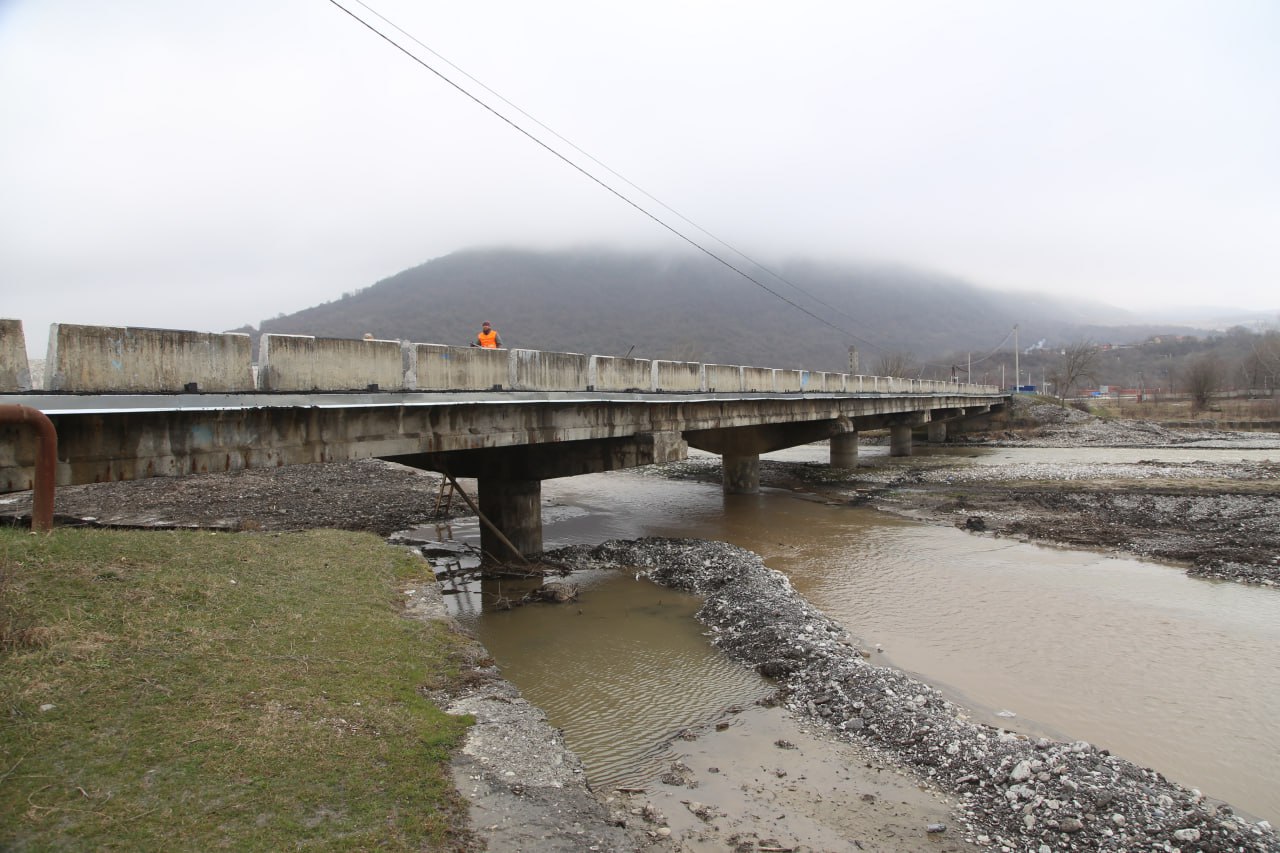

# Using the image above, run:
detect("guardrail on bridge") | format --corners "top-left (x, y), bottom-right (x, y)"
top-left (1, 321), bottom-right (998, 396)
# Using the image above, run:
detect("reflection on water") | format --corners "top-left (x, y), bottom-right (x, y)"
top-left (429, 445), bottom-right (1280, 822)
top-left (448, 569), bottom-right (772, 791)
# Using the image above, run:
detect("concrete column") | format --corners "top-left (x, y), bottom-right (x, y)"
top-left (722, 453), bottom-right (760, 494)
top-left (477, 478), bottom-right (543, 561)
top-left (831, 432), bottom-right (859, 468)
top-left (927, 421), bottom-right (947, 443)
top-left (889, 424), bottom-right (913, 457)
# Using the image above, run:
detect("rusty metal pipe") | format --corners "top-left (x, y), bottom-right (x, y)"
top-left (0, 404), bottom-right (57, 532)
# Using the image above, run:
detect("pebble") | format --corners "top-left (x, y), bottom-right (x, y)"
top-left (550, 534), bottom-right (1280, 853)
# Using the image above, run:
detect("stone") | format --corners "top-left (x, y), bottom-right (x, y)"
top-left (1009, 760), bottom-right (1033, 782)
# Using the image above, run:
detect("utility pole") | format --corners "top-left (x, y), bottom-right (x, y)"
top-left (1013, 324), bottom-right (1020, 393)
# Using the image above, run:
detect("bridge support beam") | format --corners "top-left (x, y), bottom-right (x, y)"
top-left (830, 431), bottom-right (859, 468)
top-left (477, 478), bottom-right (543, 562)
top-left (889, 424), bottom-right (913, 457)
top-left (722, 454), bottom-right (760, 494)
top-left (927, 421), bottom-right (947, 443)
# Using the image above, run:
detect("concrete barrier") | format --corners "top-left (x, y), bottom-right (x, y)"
top-left (590, 355), bottom-right (652, 392)
top-left (4, 318), bottom-right (1004, 398)
top-left (410, 344), bottom-right (510, 391)
top-left (742, 367), bottom-right (774, 392)
top-left (45, 324), bottom-right (253, 393)
top-left (653, 360), bottom-right (704, 392)
top-left (775, 369), bottom-right (804, 392)
top-left (0, 320), bottom-right (31, 392)
top-left (704, 364), bottom-right (743, 392)
top-left (260, 334), bottom-right (403, 392)
top-left (511, 349), bottom-right (590, 392)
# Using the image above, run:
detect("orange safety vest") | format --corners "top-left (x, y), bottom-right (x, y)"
top-left (477, 329), bottom-right (499, 348)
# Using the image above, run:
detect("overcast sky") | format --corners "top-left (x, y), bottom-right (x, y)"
top-left (3, 0), bottom-right (1278, 357)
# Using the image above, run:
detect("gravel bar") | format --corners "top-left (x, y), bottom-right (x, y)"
top-left (550, 537), bottom-right (1280, 853)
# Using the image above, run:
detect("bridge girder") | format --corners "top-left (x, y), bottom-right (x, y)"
top-left (385, 430), bottom-right (687, 481)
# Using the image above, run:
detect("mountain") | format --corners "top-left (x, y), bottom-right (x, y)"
top-left (249, 247), bottom-right (1210, 374)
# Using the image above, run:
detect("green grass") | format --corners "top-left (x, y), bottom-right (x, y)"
top-left (0, 528), bottom-right (474, 851)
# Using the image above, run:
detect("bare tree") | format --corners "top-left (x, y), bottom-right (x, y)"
top-left (872, 351), bottom-right (915, 378)
top-left (1244, 332), bottom-right (1280, 393)
top-left (1048, 341), bottom-right (1100, 400)
top-left (1184, 354), bottom-right (1223, 411)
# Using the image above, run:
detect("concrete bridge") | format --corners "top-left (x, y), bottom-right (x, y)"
top-left (1, 320), bottom-right (1008, 559)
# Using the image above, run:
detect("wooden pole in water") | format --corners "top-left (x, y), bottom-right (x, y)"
top-left (443, 473), bottom-right (532, 567)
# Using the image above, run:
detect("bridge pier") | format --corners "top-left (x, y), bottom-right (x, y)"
top-left (889, 423), bottom-right (913, 457)
top-left (830, 431), bottom-right (859, 468)
top-left (927, 421), bottom-right (947, 443)
top-left (477, 478), bottom-right (543, 561)
top-left (722, 453), bottom-right (760, 494)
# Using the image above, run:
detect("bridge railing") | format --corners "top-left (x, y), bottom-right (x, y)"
top-left (0, 321), bottom-right (1000, 396)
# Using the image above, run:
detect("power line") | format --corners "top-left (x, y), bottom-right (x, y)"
top-left (347, 0), bottom-right (876, 338)
top-left (916, 326), bottom-right (1017, 373)
top-left (325, 0), bottom-right (887, 351)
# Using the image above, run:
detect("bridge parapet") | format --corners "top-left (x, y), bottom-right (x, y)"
top-left (409, 343), bottom-right (509, 391)
top-left (741, 367), bottom-right (775, 392)
top-left (653, 360), bottom-right (704, 392)
top-left (45, 323), bottom-right (253, 393)
top-left (775, 369), bottom-right (804, 392)
top-left (260, 333), bottom-right (403, 392)
top-left (1, 320), bottom-right (31, 392)
top-left (512, 348), bottom-right (590, 391)
top-left (704, 364), bottom-right (742, 392)
top-left (1, 320), bottom-right (1003, 396)
top-left (589, 355), bottom-right (652, 392)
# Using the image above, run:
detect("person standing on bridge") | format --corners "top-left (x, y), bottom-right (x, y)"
top-left (474, 321), bottom-right (502, 349)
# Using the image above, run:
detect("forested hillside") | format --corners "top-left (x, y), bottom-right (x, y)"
top-left (248, 248), bottom-right (1201, 373)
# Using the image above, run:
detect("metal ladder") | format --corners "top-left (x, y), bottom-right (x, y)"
top-left (432, 477), bottom-right (455, 515)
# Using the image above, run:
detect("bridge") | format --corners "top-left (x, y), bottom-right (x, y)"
top-left (1, 320), bottom-right (1008, 559)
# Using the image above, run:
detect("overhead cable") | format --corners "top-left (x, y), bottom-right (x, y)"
top-left (326, 0), bottom-right (885, 350)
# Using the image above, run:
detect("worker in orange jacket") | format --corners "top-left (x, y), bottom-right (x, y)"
top-left (474, 321), bottom-right (502, 349)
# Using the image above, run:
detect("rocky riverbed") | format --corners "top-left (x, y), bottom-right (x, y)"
top-left (553, 537), bottom-right (1280, 852)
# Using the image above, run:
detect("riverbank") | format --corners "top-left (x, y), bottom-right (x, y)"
top-left (0, 527), bottom-right (477, 850)
top-left (4, 398), bottom-right (1279, 849)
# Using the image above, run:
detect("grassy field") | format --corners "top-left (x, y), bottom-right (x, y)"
top-left (1085, 395), bottom-right (1279, 425)
top-left (0, 527), bottom-right (475, 851)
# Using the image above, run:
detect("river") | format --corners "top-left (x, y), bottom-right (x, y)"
top-left (435, 444), bottom-right (1280, 824)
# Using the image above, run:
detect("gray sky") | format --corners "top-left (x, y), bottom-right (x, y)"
top-left (3, 0), bottom-right (1278, 357)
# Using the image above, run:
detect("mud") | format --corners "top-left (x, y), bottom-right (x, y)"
top-left (556, 538), bottom-right (1280, 852)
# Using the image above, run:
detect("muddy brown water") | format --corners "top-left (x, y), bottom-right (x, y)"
top-left (434, 445), bottom-right (1280, 824)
